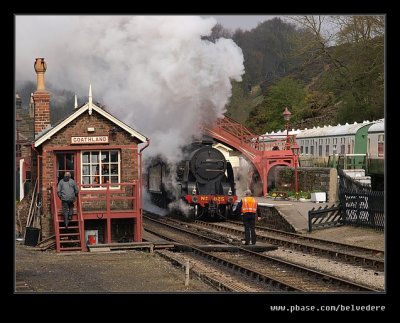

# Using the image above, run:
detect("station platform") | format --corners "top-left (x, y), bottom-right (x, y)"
top-left (256, 196), bottom-right (332, 233)
top-left (253, 196), bottom-right (384, 250)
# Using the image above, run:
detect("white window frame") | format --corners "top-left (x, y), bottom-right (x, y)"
top-left (81, 150), bottom-right (121, 190)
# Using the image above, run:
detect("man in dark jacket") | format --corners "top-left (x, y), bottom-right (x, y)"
top-left (57, 172), bottom-right (79, 228)
top-left (236, 189), bottom-right (261, 245)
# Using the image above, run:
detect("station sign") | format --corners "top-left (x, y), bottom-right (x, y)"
top-left (71, 136), bottom-right (109, 144)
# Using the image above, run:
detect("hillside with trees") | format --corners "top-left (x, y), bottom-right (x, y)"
top-left (16, 81), bottom-right (82, 125)
top-left (220, 16), bottom-right (384, 134)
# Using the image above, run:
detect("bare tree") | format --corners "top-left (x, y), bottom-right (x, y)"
top-left (202, 23), bottom-right (233, 43)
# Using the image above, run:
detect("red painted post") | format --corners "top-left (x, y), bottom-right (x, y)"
top-left (106, 184), bottom-right (111, 243)
top-left (295, 155), bottom-right (298, 199)
top-left (134, 183), bottom-right (142, 241)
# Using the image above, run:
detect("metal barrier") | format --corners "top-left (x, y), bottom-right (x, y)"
top-left (339, 190), bottom-right (384, 231)
top-left (308, 204), bottom-right (342, 232)
top-left (337, 167), bottom-right (384, 231)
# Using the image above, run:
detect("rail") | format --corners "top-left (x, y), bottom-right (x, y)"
top-left (78, 182), bottom-right (139, 216)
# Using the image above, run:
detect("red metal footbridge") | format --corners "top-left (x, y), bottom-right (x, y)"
top-left (203, 115), bottom-right (298, 196)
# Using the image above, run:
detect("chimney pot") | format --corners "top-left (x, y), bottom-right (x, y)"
top-left (34, 58), bottom-right (47, 91)
top-left (33, 58), bottom-right (51, 137)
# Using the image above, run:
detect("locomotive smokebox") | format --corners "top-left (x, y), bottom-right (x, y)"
top-left (190, 146), bottom-right (226, 184)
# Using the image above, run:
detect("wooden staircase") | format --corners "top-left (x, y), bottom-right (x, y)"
top-left (51, 186), bottom-right (85, 253)
top-left (57, 210), bottom-right (84, 252)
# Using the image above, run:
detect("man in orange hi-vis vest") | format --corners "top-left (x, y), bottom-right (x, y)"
top-left (237, 189), bottom-right (261, 245)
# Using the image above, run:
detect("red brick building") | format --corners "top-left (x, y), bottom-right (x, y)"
top-left (31, 58), bottom-right (149, 252)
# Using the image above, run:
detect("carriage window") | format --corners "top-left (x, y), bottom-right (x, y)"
top-left (81, 150), bottom-right (120, 189)
top-left (378, 135), bottom-right (384, 157)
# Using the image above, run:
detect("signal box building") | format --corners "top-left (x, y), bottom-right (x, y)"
top-left (31, 58), bottom-right (149, 252)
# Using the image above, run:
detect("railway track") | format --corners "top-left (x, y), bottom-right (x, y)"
top-left (165, 217), bottom-right (384, 271)
top-left (144, 216), bottom-right (379, 292)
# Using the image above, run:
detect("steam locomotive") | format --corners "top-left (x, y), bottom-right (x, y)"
top-left (146, 137), bottom-right (237, 220)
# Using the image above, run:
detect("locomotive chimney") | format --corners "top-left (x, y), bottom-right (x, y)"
top-left (33, 58), bottom-right (51, 137)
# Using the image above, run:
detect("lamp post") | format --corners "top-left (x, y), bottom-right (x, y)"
top-left (291, 143), bottom-right (300, 200)
top-left (282, 107), bottom-right (291, 150)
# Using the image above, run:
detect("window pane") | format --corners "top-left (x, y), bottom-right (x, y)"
top-left (66, 154), bottom-right (74, 170)
top-left (102, 176), bottom-right (110, 184)
top-left (82, 176), bottom-right (90, 184)
top-left (83, 166), bottom-right (90, 175)
top-left (102, 164), bottom-right (109, 175)
top-left (111, 176), bottom-right (118, 183)
top-left (82, 152), bottom-right (89, 164)
top-left (101, 151), bottom-right (109, 162)
top-left (378, 143), bottom-right (384, 157)
top-left (110, 151), bottom-right (118, 162)
top-left (57, 155), bottom-right (65, 169)
top-left (91, 152), bottom-right (99, 163)
top-left (111, 164), bottom-right (118, 174)
top-left (91, 165), bottom-right (99, 175)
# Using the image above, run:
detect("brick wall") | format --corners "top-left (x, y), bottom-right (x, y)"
top-left (258, 206), bottom-right (296, 232)
top-left (39, 109), bottom-right (141, 238)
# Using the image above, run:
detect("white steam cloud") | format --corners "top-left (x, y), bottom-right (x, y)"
top-left (16, 16), bottom-right (244, 162)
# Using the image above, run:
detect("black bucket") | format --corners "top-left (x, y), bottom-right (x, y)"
top-left (24, 227), bottom-right (40, 246)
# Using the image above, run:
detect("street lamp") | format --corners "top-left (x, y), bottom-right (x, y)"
top-left (282, 107), bottom-right (291, 149)
top-left (291, 143), bottom-right (300, 200)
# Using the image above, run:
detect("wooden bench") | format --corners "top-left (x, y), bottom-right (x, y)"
top-left (273, 191), bottom-right (289, 200)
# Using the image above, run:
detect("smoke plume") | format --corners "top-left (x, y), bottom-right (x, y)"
top-left (16, 16), bottom-right (244, 162)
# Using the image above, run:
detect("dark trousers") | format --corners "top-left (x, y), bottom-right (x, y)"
top-left (242, 213), bottom-right (256, 244)
top-left (61, 200), bottom-right (74, 227)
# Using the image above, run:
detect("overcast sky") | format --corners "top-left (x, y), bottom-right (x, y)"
top-left (203, 15), bottom-right (286, 31)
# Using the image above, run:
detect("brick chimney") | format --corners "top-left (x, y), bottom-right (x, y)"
top-left (33, 58), bottom-right (51, 137)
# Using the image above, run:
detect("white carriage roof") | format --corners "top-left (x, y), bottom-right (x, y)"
top-left (261, 129), bottom-right (301, 141)
top-left (368, 119), bottom-right (384, 133)
top-left (35, 99), bottom-right (147, 147)
top-left (296, 121), bottom-right (374, 139)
